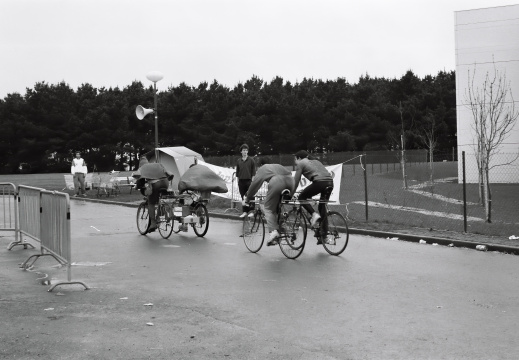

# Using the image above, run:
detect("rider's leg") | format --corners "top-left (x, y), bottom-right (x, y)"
top-left (147, 180), bottom-right (168, 231)
top-left (147, 203), bottom-right (157, 230)
top-left (264, 176), bottom-right (293, 244)
top-left (298, 183), bottom-right (322, 227)
top-left (264, 189), bottom-right (281, 233)
top-left (318, 181), bottom-right (334, 234)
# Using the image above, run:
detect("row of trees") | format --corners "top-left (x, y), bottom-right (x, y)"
top-left (0, 70), bottom-right (457, 173)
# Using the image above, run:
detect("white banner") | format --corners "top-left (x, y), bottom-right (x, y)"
top-left (198, 161), bottom-right (342, 204)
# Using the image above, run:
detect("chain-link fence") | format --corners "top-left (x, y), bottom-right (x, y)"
top-left (204, 149), bottom-right (432, 168)
top-left (205, 150), bottom-right (518, 237)
top-left (339, 151), bottom-right (518, 237)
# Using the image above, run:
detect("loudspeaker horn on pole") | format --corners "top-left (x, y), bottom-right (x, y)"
top-left (136, 105), bottom-right (154, 120)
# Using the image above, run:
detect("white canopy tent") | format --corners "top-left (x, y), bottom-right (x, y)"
top-left (145, 147), bottom-right (204, 190)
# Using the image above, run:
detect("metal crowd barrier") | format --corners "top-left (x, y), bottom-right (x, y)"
top-left (1, 182), bottom-right (32, 250)
top-left (17, 185), bottom-right (89, 292)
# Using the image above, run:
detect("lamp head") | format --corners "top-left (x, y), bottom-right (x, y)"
top-left (146, 71), bottom-right (164, 83)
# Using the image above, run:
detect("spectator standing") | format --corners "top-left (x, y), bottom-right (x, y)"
top-left (71, 152), bottom-right (88, 197)
top-left (236, 144), bottom-right (256, 218)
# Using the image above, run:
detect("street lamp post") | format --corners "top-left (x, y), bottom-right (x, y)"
top-left (136, 71), bottom-right (164, 149)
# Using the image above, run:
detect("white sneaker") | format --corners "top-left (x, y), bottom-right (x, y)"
top-left (325, 236), bottom-right (336, 245)
top-left (310, 213), bottom-right (321, 228)
top-left (239, 212), bottom-right (248, 218)
top-left (267, 230), bottom-right (280, 246)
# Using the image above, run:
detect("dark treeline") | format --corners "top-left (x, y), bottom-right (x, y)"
top-left (0, 70), bottom-right (456, 173)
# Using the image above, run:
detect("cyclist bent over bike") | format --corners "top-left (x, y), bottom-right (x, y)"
top-left (133, 159), bottom-right (174, 233)
top-left (242, 157), bottom-right (294, 246)
top-left (292, 150), bottom-right (334, 244)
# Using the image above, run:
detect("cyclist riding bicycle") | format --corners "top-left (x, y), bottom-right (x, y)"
top-left (133, 159), bottom-right (174, 233)
top-left (292, 150), bottom-right (334, 244)
top-left (242, 156), bottom-right (294, 246)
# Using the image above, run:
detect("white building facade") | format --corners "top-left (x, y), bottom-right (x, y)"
top-left (455, 4), bottom-right (519, 183)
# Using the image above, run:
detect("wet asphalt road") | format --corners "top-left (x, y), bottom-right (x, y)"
top-left (1, 199), bottom-right (518, 359)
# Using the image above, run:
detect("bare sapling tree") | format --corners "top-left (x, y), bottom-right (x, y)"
top-left (418, 112), bottom-right (440, 189)
top-left (395, 101), bottom-right (417, 189)
top-left (465, 63), bottom-right (519, 223)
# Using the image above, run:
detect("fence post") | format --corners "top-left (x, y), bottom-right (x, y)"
top-left (362, 154), bottom-right (368, 222)
top-left (462, 151), bottom-right (467, 233)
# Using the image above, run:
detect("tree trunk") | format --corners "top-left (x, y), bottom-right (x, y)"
top-left (401, 135), bottom-right (407, 189)
top-left (486, 167), bottom-right (492, 223)
top-left (482, 159), bottom-right (491, 223)
top-left (478, 154), bottom-right (484, 205)
top-left (429, 145), bottom-right (434, 184)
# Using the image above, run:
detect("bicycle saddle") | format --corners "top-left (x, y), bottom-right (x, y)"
top-left (281, 189), bottom-right (292, 202)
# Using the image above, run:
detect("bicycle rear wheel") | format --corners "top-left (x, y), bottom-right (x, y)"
top-left (321, 211), bottom-right (349, 256)
top-left (279, 209), bottom-right (307, 259)
top-left (242, 211), bottom-right (265, 253)
top-left (158, 202), bottom-right (174, 239)
top-left (192, 203), bottom-right (209, 237)
top-left (136, 202), bottom-right (150, 235)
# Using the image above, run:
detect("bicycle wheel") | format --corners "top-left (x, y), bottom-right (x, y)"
top-left (136, 202), bottom-right (150, 235)
top-left (158, 202), bottom-right (174, 239)
top-left (321, 211), bottom-right (349, 256)
top-left (279, 209), bottom-right (307, 259)
top-left (242, 211), bottom-right (265, 253)
top-left (192, 203), bottom-right (209, 237)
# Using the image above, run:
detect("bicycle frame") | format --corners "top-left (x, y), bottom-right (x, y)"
top-left (243, 191), bottom-right (349, 257)
top-left (243, 194), bottom-right (307, 259)
top-left (289, 193), bottom-right (349, 256)
top-left (137, 190), bottom-right (210, 238)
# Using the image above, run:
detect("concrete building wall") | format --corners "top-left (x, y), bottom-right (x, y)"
top-left (455, 5), bottom-right (519, 183)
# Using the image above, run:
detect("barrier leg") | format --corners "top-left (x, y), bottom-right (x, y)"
top-left (7, 238), bottom-right (35, 251)
top-left (48, 281), bottom-right (89, 292)
top-left (224, 200), bottom-right (241, 214)
top-left (48, 264), bottom-right (89, 292)
top-left (20, 253), bottom-right (66, 270)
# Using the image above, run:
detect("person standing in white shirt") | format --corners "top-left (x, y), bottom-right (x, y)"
top-left (71, 152), bottom-right (88, 197)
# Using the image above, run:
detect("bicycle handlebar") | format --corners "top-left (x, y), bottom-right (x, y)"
top-left (245, 195), bottom-right (335, 205)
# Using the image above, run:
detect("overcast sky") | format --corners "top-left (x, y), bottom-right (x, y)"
top-left (1, 0), bottom-right (517, 98)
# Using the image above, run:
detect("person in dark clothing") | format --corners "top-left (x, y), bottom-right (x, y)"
top-left (236, 144), bottom-right (256, 218)
top-left (133, 161), bottom-right (173, 232)
top-left (293, 150), bottom-right (334, 244)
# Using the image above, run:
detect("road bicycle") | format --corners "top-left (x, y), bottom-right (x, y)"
top-left (136, 189), bottom-right (210, 238)
top-left (242, 191), bottom-right (307, 259)
top-left (242, 186), bottom-right (349, 257)
top-left (294, 186), bottom-right (349, 256)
